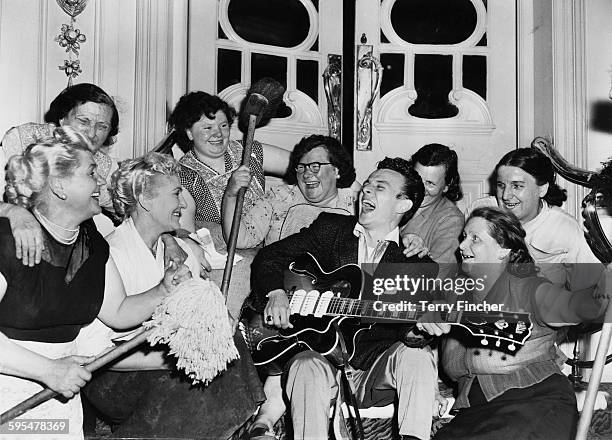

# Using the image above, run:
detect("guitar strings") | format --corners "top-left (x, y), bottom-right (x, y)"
top-left (287, 294), bottom-right (529, 341)
top-left (288, 295), bottom-right (528, 319)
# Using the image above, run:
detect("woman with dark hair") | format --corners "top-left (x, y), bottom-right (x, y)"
top-left (413, 143), bottom-right (463, 202)
top-left (491, 147), bottom-right (602, 289)
top-left (1, 83), bottom-right (122, 267)
top-left (43, 83), bottom-right (120, 148)
top-left (496, 147), bottom-right (567, 218)
top-left (401, 143), bottom-right (465, 266)
top-left (168, 91), bottom-right (290, 227)
top-left (426, 207), bottom-right (610, 440)
top-left (2, 83), bottom-right (119, 211)
top-left (222, 134), bottom-right (357, 439)
top-left (222, 134), bottom-right (356, 248)
top-left (1, 84), bottom-right (196, 273)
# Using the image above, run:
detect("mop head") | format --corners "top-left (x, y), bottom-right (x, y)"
top-left (143, 277), bottom-right (239, 385)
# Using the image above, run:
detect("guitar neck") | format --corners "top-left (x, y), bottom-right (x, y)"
top-left (287, 291), bottom-right (458, 324)
top-left (283, 254), bottom-right (533, 353)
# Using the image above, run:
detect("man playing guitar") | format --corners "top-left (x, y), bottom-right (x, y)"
top-left (251, 157), bottom-right (443, 440)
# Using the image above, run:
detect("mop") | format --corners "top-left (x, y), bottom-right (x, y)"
top-left (0, 277), bottom-right (238, 425)
top-left (0, 77), bottom-right (286, 425)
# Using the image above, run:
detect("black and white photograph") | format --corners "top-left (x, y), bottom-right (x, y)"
top-left (0, 1), bottom-right (611, 439)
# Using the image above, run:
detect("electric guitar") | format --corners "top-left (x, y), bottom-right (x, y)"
top-left (246, 253), bottom-right (533, 371)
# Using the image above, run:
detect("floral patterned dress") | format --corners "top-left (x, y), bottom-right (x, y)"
top-left (178, 139), bottom-right (265, 224)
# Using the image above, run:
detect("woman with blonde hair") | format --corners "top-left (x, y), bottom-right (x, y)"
top-left (0, 127), bottom-right (190, 439)
top-left (81, 152), bottom-right (265, 439)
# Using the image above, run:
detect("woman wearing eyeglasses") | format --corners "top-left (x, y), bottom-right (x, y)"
top-left (222, 134), bottom-right (356, 249)
top-left (222, 135), bottom-right (356, 439)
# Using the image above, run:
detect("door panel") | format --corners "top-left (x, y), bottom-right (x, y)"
top-left (188, 0), bottom-right (342, 152)
top-left (354, 0), bottom-right (517, 211)
top-left (187, 0), bottom-right (517, 209)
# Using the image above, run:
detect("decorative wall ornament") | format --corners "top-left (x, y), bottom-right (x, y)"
top-left (54, 0), bottom-right (88, 87)
top-left (59, 59), bottom-right (82, 83)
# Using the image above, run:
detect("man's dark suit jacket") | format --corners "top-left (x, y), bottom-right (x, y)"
top-left (251, 212), bottom-right (438, 370)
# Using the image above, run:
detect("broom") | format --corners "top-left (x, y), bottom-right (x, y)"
top-left (1, 79), bottom-right (287, 425)
top-left (220, 77), bottom-right (286, 301)
top-left (0, 277), bottom-right (237, 425)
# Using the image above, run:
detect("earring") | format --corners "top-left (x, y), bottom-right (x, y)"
top-left (59, 194), bottom-right (66, 200)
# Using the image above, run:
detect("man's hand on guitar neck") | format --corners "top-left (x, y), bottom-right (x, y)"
top-left (264, 289), bottom-right (294, 329)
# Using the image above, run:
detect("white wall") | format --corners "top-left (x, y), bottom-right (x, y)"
top-left (0, 0), bottom-right (187, 160)
top-left (2, 1), bottom-right (608, 166)
top-left (532, 0), bottom-right (554, 140)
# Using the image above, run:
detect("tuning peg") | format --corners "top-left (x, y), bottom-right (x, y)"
top-left (480, 337), bottom-right (488, 346)
top-left (508, 343), bottom-right (516, 351)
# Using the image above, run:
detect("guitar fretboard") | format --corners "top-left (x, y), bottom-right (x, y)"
top-left (283, 254), bottom-right (532, 353)
top-left (287, 291), bottom-right (470, 323)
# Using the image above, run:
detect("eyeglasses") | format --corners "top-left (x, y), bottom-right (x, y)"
top-left (72, 117), bottom-right (111, 136)
top-left (295, 162), bottom-right (333, 174)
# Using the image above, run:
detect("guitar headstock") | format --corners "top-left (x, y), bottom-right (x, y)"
top-left (455, 310), bottom-right (533, 354)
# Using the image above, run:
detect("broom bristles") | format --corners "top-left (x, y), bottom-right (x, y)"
top-left (238, 77), bottom-right (286, 131)
top-left (244, 93), bottom-right (269, 127)
top-left (144, 278), bottom-right (239, 385)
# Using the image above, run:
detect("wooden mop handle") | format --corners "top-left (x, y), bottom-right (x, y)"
top-left (0, 327), bottom-right (151, 425)
top-left (221, 113), bottom-right (257, 300)
top-left (575, 298), bottom-right (612, 440)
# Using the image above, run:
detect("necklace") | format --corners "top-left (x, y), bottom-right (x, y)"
top-left (33, 207), bottom-right (80, 245)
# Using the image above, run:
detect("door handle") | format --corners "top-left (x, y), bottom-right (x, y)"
top-left (356, 44), bottom-right (383, 151)
top-left (323, 54), bottom-right (342, 140)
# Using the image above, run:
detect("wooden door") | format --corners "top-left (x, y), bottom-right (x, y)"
top-left (187, 0), bottom-right (343, 153)
top-left (187, 0), bottom-right (517, 208)
top-left (354, 0), bottom-right (517, 211)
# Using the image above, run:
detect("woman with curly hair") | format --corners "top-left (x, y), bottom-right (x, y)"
top-left (80, 152), bottom-right (265, 439)
top-left (0, 128), bottom-right (190, 440)
top-left (222, 134), bottom-right (357, 439)
top-left (168, 91), bottom-right (290, 228)
top-left (426, 207), bottom-right (610, 440)
top-left (222, 134), bottom-right (357, 249)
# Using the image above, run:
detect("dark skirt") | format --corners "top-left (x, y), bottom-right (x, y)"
top-left (433, 374), bottom-right (578, 440)
top-left (83, 332), bottom-right (265, 439)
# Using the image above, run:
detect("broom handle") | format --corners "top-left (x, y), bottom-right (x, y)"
top-left (575, 297), bottom-right (612, 439)
top-left (221, 114), bottom-right (257, 301)
top-left (0, 327), bottom-right (151, 425)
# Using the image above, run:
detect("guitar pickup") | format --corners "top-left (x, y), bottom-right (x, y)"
top-left (314, 291), bottom-right (334, 317)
